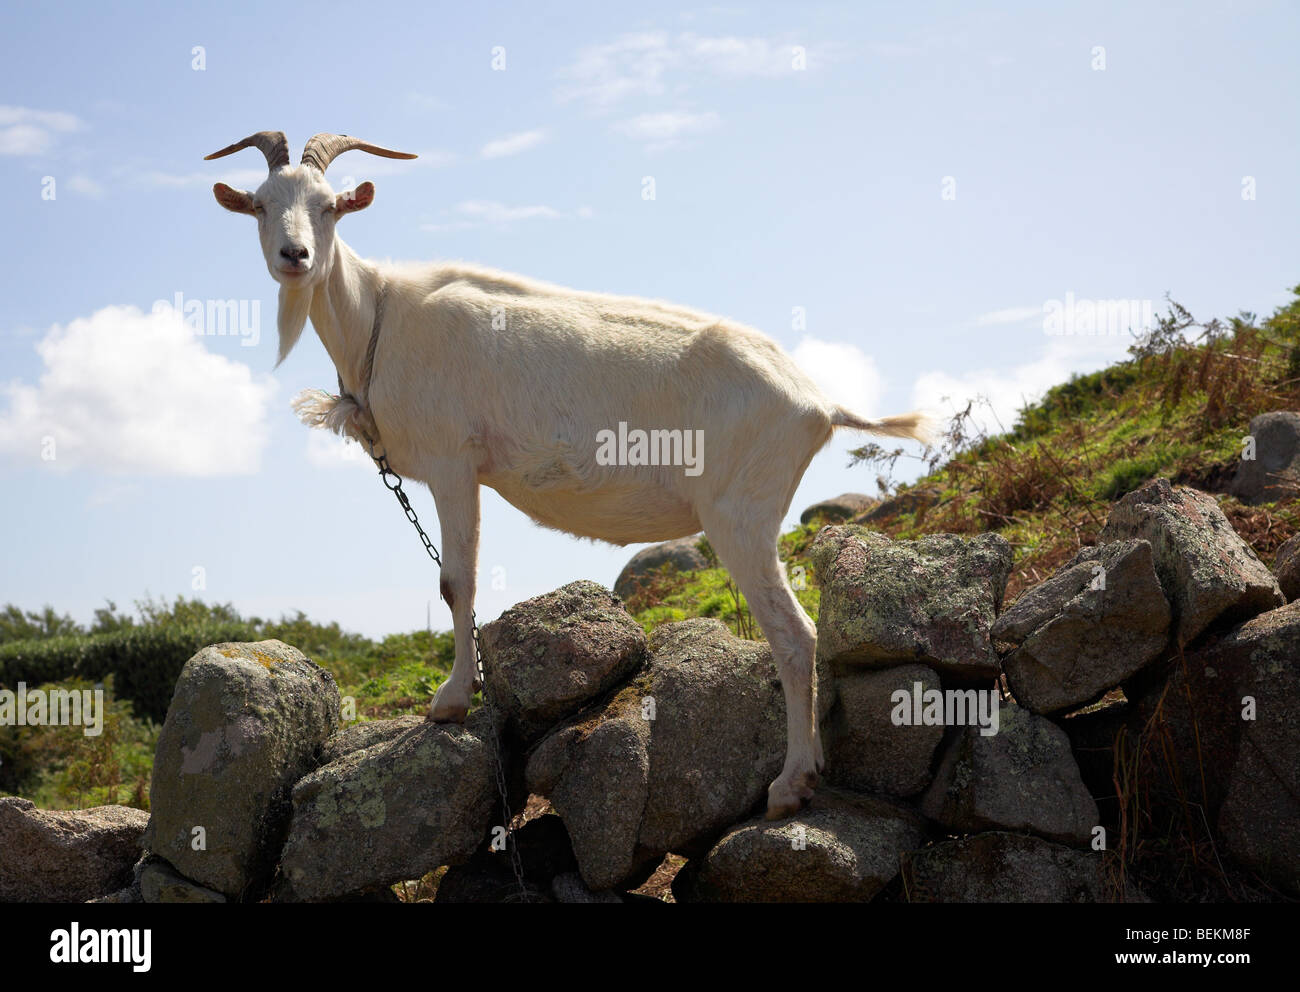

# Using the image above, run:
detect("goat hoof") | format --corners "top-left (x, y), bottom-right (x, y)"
top-left (428, 684), bottom-right (471, 724)
top-left (765, 771), bottom-right (817, 820)
top-left (427, 702), bottom-right (468, 724)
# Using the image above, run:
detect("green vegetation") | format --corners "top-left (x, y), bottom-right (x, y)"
top-left (839, 289), bottom-right (1300, 600)
top-left (0, 596), bottom-right (454, 811)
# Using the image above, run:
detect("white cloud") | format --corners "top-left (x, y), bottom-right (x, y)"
top-left (305, 430), bottom-right (373, 472)
top-left (679, 34), bottom-right (796, 76)
top-left (480, 129), bottom-right (547, 159)
top-left (67, 175), bottom-right (104, 198)
top-left (558, 32), bottom-right (818, 111)
top-left (613, 110), bottom-right (719, 147)
top-left (910, 336), bottom-right (1129, 438)
top-left (462, 200), bottom-right (562, 223)
top-left (139, 167), bottom-right (267, 189)
top-left (0, 105), bottom-right (82, 156)
top-left (0, 305), bottom-right (276, 475)
top-left (975, 305), bottom-right (1042, 326)
top-left (406, 91), bottom-right (448, 111)
top-left (791, 336), bottom-right (884, 419)
top-left (557, 32), bottom-right (679, 109)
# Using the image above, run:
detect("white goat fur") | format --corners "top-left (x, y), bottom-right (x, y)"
top-left (214, 149), bottom-right (933, 818)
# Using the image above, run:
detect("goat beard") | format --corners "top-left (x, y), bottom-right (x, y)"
top-left (276, 284), bottom-right (313, 367)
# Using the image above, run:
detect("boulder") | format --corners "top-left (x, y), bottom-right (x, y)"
top-left (993, 540), bottom-right (1172, 713)
top-left (800, 493), bottom-right (879, 525)
top-left (0, 798), bottom-right (148, 902)
top-left (139, 858), bottom-right (227, 903)
top-left (903, 832), bottom-right (1135, 902)
top-left (1099, 479), bottom-right (1282, 645)
top-left (1131, 600), bottom-right (1300, 839)
top-left (279, 709), bottom-right (499, 901)
top-left (1219, 739), bottom-right (1300, 896)
top-left (141, 640), bottom-right (339, 901)
top-left (1178, 602), bottom-right (1297, 895)
top-left (811, 526), bottom-right (1013, 681)
top-left (1274, 534), bottom-right (1300, 602)
top-left (481, 580), bottom-right (647, 744)
top-left (824, 664), bottom-right (944, 796)
top-left (1229, 411), bottom-right (1300, 505)
top-left (525, 618), bottom-right (835, 890)
top-left (673, 790), bottom-right (925, 902)
top-left (919, 702), bottom-right (1099, 845)
top-left (613, 536), bottom-right (709, 600)
top-left (320, 715), bottom-right (423, 764)
top-left (861, 488), bottom-right (939, 523)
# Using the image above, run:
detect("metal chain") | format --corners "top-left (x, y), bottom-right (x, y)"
top-left (369, 445), bottom-right (531, 902)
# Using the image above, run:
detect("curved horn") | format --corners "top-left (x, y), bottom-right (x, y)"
top-left (203, 131), bottom-right (290, 171)
top-left (300, 133), bottom-right (418, 173)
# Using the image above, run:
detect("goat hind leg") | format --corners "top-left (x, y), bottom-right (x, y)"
top-left (699, 512), bottom-right (821, 820)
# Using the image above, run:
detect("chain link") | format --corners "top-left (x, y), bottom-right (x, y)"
top-left (370, 445), bottom-right (531, 902)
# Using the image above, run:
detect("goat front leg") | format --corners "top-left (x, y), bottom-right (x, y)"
top-left (427, 457), bottom-right (481, 724)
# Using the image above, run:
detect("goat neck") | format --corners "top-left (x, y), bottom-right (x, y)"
top-left (306, 239), bottom-right (384, 402)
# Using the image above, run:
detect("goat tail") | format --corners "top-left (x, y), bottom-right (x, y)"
top-left (290, 388), bottom-right (377, 445)
top-left (831, 406), bottom-right (938, 446)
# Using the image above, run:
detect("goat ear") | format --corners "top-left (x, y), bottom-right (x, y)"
top-left (213, 182), bottom-right (256, 215)
top-left (335, 181), bottom-right (375, 215)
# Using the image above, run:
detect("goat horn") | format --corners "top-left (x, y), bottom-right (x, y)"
top-left (300, 133), bottom-right (418, 173)
top-left (203, 131), bottom-right (291, 171)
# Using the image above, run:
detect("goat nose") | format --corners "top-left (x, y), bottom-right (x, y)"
top-left (280, 245), bottom-right (309, 261)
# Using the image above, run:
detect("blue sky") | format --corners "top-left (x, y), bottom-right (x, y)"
top-left (1, 0), bottom-right (1297, 638)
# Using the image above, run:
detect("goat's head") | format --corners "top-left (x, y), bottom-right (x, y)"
top-left (206, 132), bottom-right (416, 289)
top-left (205, 131), bottom-right (416, 363)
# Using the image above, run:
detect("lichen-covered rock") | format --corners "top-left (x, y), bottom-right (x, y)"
top-left (993, 540), bottom-right (1171, 713)
top-left (811, 527), bottom-right (1013, 680)
top-left (139, 858), bottom-right (226, 903)
top-left (1099, 479), bottom-right (1282, 645)
top-left (825, 664), bottom-right (944, 796)
top-left (1229, 411), bottom-right (1300, 506)
top-left (141, 640), bottom-right (339, 901)
top-left (1131, 600), bottom-right (1299, 895)
top-left (1131, 600), bottom-right (1300, 854)
top-left (526, 698), bottom-right (653, 890)
top-left (613, 537), bottom-right (709, 600)
top-left (673, 791), bottom-right (925, 903)
top-left (0, 799), bottom-right (147, 902)
top-left (903, 832), bottom-right (1136, 902)
top-left (919, 702), bottom-right (1099, 845)
top-left (800, 493), bottom-right (879, 525)
top-left (320, 715), bottom-right (423, 765)
top-left (279, 709), bottom-right (498, 901)
top-left (525, 618), bottom-right (834, 890)
top-left (481, 580), bottom-right (647, 744)
top-left (1274, 533), bottom-right (1300, 602)
top-left (1219, 742), bottom-right (1300, 896)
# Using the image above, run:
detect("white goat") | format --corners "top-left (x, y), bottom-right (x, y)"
top-left (206, 131), bottom-right (933, 818)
